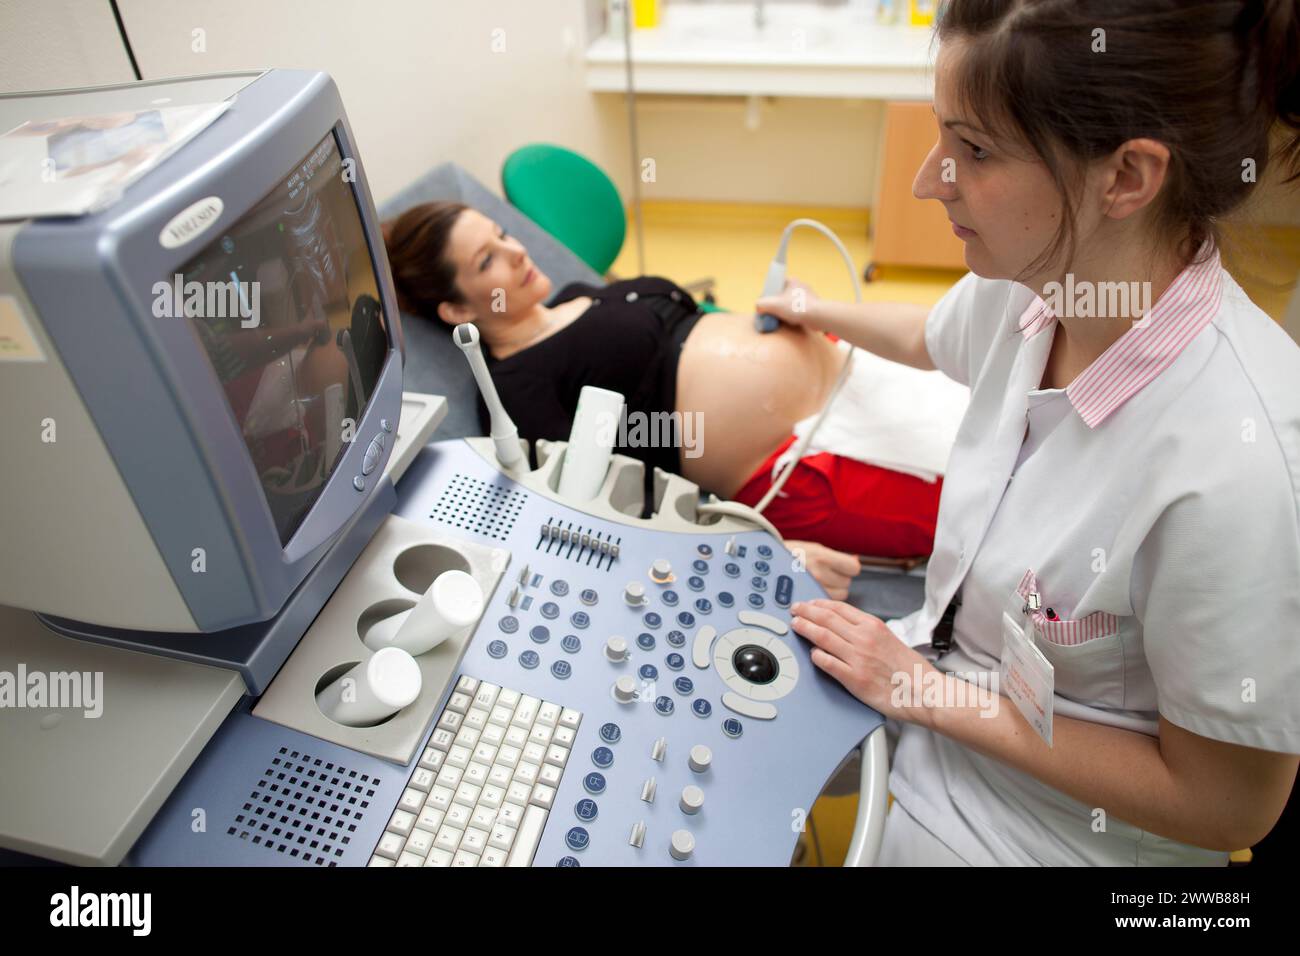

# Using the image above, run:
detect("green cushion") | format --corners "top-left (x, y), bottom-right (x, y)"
top-left (502, 144), bottom-right (626, 275)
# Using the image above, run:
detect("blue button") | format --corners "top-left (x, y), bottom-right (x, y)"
top-left (687, 576), bottom-right (705, 591)
top-left (757, 544), bottom-right (773, 558)
top-left (674, 676), bottom-right (694, 695)
top-left (579, 588), bottom-right (599, 606)
top-left (665, 652), bottom-right (685, 671)
top-left (636, 632), bottom-right (656, 651)
top-left (642, 612), bottom-right (662, 629)
top-left (551, 660), bottom-right (572, 680)
top-left (540, 602), bottom-right (560, 620)
top-left (550, 579), bottom-right (570, 597)
top-left (694, 598), bottom-right (712, 614)
top-left (697, 543), bottom-right (713, 558)
top-left (487, 640), bottom-right (508, 659)
top-left (734, 544), bottom-right (748, 558)
top-left (751, 576), bottom-right (767, 592)
top-left (666, 629), bottom-right (686, 647)
top-left (561, 634), bottom-right (582, 654)
top-left (692, 698), bottom-right (713, 718)
top-left (723, 717), bottom-right (744, 738)
top-left (557, 856), bottom-right (581, 867)
top-left (583, 771), bottom-right (607, 794)
top-left (591, 747), bottom-right (615, 769)
top-left (518, 650), bottom-right (540, 669)
top-left (775, 574), bottom-right (794, 608)
top-left (717, 591), bottom-right (735, 608)
top-left (639, 664), bottom-right (659, 681)
top-left (724, 562), bottom-right (741, 578)
top-left (498, 615), bottom-right (519, 634)
top-left (565, 827), bottom-right (590, 851)
top-left (570, 611), bottom-right (590, 629)
top-left (574, 798), bottom-right (599, 822)
top-left (754, 560), bottom-right (771, 575)
top-left (598, 723), bottom-right (622, 745)
top-left (677, 611), bottom-right (696, 628)
top-left (692, 559), bottom-right (709, 574)
top-left (654, 696), bottom-right (675, 716)
top-left (661, 589), bottom-right (679, 606)
top-left (530, 625), bottom-right (551, 644)
top-left (748, 593), bottom-right (765, 609)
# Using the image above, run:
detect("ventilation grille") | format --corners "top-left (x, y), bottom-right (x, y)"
top-left (226, 747), bottom-right (380, 866)
top-left (429, 472), bottom-right (527, 541)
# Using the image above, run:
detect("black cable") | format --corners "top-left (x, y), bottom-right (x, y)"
top-left (108, 1), bottom-right (143, 80)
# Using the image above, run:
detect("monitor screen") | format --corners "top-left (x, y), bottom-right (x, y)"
top-left (177, 130), bottom-right (388, 544)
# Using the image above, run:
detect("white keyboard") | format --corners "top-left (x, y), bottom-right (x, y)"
top-left (369, 676), bottom-right (582, 867)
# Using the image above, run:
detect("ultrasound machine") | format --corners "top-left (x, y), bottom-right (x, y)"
top-left (0, 70), bottom-right (890, 867)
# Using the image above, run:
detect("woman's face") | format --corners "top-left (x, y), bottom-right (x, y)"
top-left (441, 208), bottom-right (552, 324)
top-left (913, 40), bottom-right (1077, 285)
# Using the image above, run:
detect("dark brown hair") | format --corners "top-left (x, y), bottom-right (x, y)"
top-left (381, 201), bottom-right (469, 320)
top-left (937, 0), bottom-right (1300, 275)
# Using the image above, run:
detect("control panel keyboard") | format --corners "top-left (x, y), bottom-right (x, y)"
top-left (369, 675), bottom-right (582, 867)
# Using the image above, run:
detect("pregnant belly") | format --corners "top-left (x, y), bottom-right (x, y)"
top-left (674, 312), bottom-right (846, 497)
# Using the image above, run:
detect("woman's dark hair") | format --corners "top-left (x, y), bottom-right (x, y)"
top-left (381, 201), bottom-right (469, 320)
top-left (937, 0), bottom-right (1300, 274)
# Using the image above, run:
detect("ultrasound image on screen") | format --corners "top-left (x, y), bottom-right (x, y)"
top-left (177, 131), bottom-right (388, 544)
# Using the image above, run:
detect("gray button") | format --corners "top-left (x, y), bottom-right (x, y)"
top-left (670, 290), bottom-right (681, 301)
top-left (626, 291), bottom-right (639, 302)
top-left (352, 475), bottom-right (365, 492)
top-left (381, 418), bottom-right (394, 433)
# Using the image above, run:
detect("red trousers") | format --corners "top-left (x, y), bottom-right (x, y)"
top-left (731, 435), bottom-right (943, 558)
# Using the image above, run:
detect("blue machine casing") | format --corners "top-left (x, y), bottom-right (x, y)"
top-left (132, 439), bottom-right (885, 867)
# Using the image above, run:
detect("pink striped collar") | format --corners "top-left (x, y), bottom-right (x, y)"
top-left (1016, 243), bottom-right (1224, 428)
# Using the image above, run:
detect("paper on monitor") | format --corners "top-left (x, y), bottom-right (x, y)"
top-left (0, 101), bottom-right (230, 221)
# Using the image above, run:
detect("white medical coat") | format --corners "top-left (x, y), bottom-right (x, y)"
top-left (888, 244), bottom-right (1300, 865)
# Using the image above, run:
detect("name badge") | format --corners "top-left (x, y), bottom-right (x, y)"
top-left (1000, 610), bottom-right (1054, 747)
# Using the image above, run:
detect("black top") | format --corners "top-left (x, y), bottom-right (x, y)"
top-left (477, 276), bottom-right (704, 481)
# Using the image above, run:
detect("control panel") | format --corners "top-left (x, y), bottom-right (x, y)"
top-left (131, 439), bottom-right (883, 867)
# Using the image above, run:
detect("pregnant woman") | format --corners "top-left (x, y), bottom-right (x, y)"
top-left (382, 202), bottom-right (952, 596)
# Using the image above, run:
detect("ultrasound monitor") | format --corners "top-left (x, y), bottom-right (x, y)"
top-left (0, 70), bottom-right (405, 633)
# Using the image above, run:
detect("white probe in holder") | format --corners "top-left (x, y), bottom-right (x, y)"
top-left (316, 646), bottom-right (422, 727)
top-left (558, 385), bottom-right (625, 502)
top-left (363, 569), bottom-right (485, 656)
top-left (455, 322), bottom-right (525, 468)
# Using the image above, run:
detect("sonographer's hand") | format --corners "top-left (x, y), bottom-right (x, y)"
top-left (790, 598), bottom-right (937, 721)
top-left (786, 540), bottom-right (859, 600)
top-left (755, 277), bottom-right (821, 329)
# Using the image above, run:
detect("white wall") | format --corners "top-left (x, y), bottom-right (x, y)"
top-left (112, 0), bottom-right (629, 207)
top-left (0, 0), bottom-right (136, 92)
top-left (2, 0), bottom-right (1298, 220)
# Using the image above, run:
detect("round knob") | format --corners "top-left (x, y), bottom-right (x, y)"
top-left (623, 582), bottom-right (647, 606)
top-left (614, 676), bottom-right (638, 703)
top-left (680, 785), bottom-right (704, 815)
top-left (670, 829), bottom-right (695, 861)
top-left (689, 744), bottom-right (712, 773)
top-left (649, 559), bottom-right (673, 583)
top-left (604, 636), bottom-right (629, 662)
